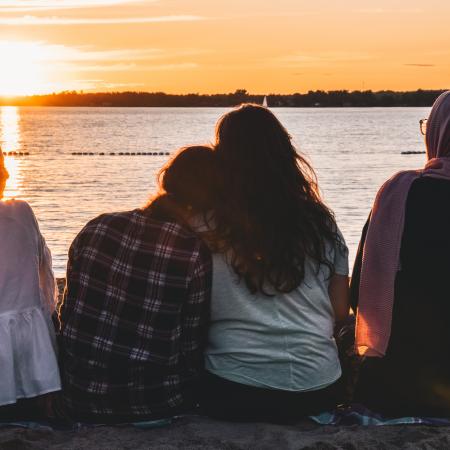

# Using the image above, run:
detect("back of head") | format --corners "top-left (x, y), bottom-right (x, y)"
top-left (148, 145), bottom-right (217, 222)
top-left (426, 91), bottom-right (450, 159)
top-left (212, 103), bottom-right (339, 295)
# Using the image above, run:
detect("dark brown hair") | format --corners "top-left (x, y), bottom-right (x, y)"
top-left (210, 103), bottom-right (340, 295)
top-left (147, 145), bottom-right (217, 222)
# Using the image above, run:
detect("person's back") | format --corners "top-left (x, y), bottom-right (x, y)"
top-left (206, 240), bottom-right (348, 392)
top-left (354, 177), bottom-right (450, 416)
top-left (197, 104), bottom-right (350, 422)
top-left (59, 147), bottom-right (213, 423)
top-left (351, 91), bottom-right (450, 417)
top-left (0, 154), bottom-right (61, 417)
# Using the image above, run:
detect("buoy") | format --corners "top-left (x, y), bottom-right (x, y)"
top-left (401, 151), bottom-right (426, 155)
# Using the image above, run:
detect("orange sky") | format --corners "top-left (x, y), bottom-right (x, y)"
top-left (0, 0), bottom-right (449, 95)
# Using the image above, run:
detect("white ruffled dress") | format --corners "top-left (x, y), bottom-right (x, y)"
top-left (0, 199), bottom-right (61, 406)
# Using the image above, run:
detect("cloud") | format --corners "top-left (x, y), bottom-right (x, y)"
top-left (0, 0), bottom-right (146, 12)
top-left (0, 15), bottom-right (203, 25)
top-left (142, 63), bottom-right (198, 71)
top-left (0, 41), bottom-right (200, 75)
top-left (57, 62), bottom-right (199, 72)
top-left (404, 63), bottom-right (436, 67)
top-left (275, 51), bottom-right (373, 68)
top-left (61, 63), bottom-right (139, 72)
top-left (354, 8), bottom-right (423, 14)
top-left (44, 46), bottom-right (166, 62)
top-left (77, 80), bottom-right (146, 90)
top-left (48, 78), bottom-right (147, 91)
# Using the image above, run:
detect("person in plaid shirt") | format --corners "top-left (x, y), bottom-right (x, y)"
top-left (58, 146), bottom-right (214, 423)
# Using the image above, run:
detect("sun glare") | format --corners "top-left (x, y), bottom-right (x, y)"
top-left (1, 106), bottom-right (23, 198)
top-left (0, 42), bottom-right (50, 96)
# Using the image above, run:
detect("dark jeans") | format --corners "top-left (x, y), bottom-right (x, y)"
top-left (200, 371), bottom-right (343, 423)
top-left (0, 398), bottom-right (42, 422)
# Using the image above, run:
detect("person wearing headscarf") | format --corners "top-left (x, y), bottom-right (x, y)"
top-left (350, 91), bottom-right (450, 417)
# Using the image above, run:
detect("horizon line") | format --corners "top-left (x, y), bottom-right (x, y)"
top-left (0, 88), bottom-right (448, 99)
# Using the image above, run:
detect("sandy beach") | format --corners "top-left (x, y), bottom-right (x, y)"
top-left (1, 416), bottom-right (450, 449)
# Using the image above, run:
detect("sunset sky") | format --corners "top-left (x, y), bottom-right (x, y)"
top-left (0, 0), bottom-right (449, 95)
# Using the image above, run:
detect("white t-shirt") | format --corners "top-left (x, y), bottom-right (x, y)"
top-left (205, 230), bottom-right (349, 392)
top-left (0, 199), bottom-right (61, 405)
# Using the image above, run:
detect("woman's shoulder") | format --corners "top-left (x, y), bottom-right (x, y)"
top-left (370, 169), bottom-right (422, 209)
top-left (0, 199), bottom-right (38, 227)
top-left (0, 198), bottom-right (33, 215)
top-left (379, 169), bottom-right (421, 190)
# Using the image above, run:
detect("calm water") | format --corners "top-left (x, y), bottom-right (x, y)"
top-left (1, 106), bottom-right (430, 276)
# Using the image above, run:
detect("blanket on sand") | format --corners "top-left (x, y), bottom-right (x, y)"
top-left (2, 405), bottom-right (449, 431)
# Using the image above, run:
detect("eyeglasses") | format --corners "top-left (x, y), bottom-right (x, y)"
top-left (419, 118), bottom-right (427, 135)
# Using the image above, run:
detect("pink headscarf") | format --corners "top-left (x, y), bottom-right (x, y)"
top-left (356, 90), bottom-right (450, 357)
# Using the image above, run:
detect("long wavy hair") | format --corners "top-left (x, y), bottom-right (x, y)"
top-left (210, 103), bottom-right (340, 295)
top-left (146, 145), bottom-right (217, 223)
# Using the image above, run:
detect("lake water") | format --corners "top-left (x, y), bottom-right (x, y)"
top-left (0, 106), bottom-right (430, 276)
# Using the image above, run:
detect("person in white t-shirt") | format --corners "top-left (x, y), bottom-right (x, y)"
top-left (0, 152), bottom-right (61, 421)
top-left (197, 104), bottom-right (350, 423)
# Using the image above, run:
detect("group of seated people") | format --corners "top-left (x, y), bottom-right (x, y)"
top-left (0, 90), bottom-right (449, 425)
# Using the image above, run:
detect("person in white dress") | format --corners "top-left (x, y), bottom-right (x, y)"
top-left (0, 151), bottom-right (61, 420)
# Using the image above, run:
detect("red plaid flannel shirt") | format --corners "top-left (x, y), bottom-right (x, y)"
top-left (58, 208), bottom-right (211, 422)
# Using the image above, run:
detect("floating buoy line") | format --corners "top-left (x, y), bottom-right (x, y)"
top-left (4, 150), bottom-right (426, 157)
top-left (2, 151), bottom-right (30, 156)
top-left (70, 152), bottom-right (171, 156)
top-left (401, 151), bottom-right (426, 155)
top-left (2, 151), bottom-right (171, 157)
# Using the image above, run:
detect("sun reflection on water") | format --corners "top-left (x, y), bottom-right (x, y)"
top-left (1, 106), bottom-right (23, 199)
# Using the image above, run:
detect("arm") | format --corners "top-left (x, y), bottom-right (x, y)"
top-left (329, 274), bottom-right (350, 324)
top-left (180, 245), bottom-right (212, 374)
top-left (36, 229), bottom-right (59, 348)
top-left (38, 236), bottom-right (57, 315)
top-left (349, 215), bottom-right (370, 313)
top-left (25, 202), bottom-right (57, 315)
top-left (57, 235), bottom-right (81, 331)
top-left (330, 227), bottom-right (350, 324)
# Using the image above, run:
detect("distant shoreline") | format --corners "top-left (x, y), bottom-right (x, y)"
top-left (0, 89), bottom-right (447, 108)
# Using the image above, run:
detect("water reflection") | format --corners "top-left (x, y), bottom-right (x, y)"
top-left (1, 107), bottom-right (22, 198)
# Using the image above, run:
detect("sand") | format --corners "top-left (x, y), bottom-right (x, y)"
top-left (1, 417), bottom-right (450, 450)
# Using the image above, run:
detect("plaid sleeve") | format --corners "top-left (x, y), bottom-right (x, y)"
top-left (58, 230), bottom-right (83, 329)
top-left (180, 243), bottom-right (212, 373)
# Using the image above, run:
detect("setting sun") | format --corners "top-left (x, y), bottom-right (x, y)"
top-left (0, 42), bottom-right (49, 96)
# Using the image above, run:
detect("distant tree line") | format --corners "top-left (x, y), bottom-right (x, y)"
top-left (0, 89), bottom-right (446, 107)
